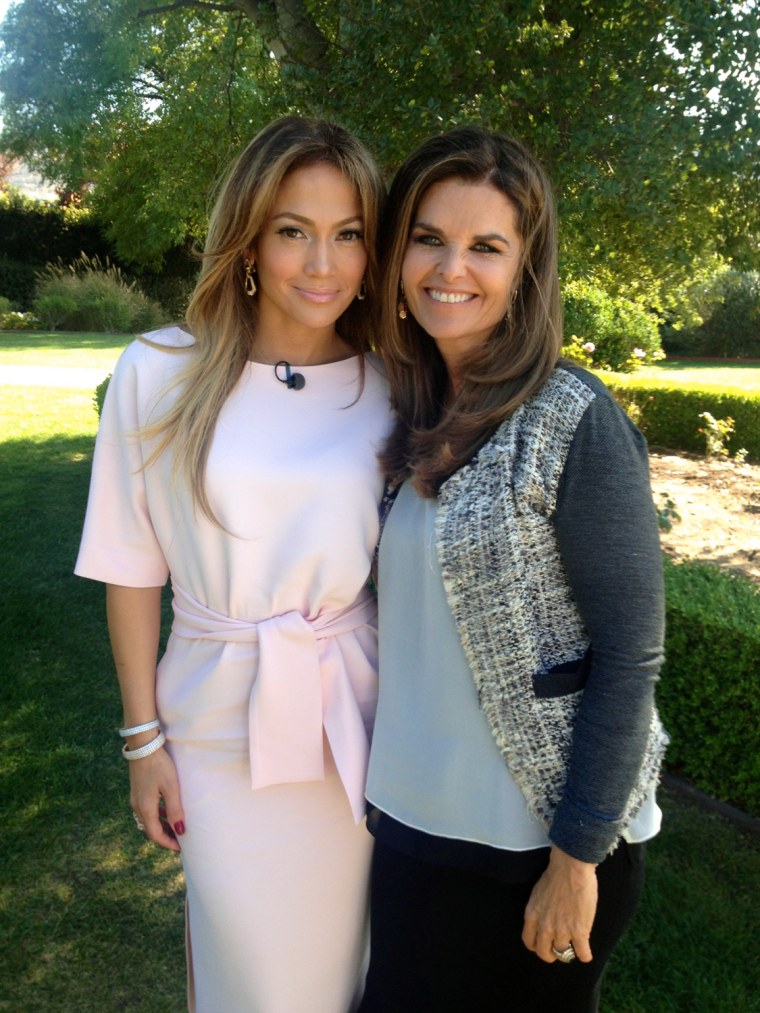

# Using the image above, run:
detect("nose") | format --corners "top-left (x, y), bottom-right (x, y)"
top-left (305, 238), bottom-right (334, 277)
top-left (437, 244), bottom-right (466, 281)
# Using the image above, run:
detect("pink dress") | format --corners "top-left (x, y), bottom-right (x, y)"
top-left (75, 327), bottom-right (392, 1012)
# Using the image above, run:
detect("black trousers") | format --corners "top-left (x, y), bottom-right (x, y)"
top-left (358, 838), bottom-right (646, 1013)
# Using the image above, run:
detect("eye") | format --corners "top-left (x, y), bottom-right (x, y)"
top-left (276, 226), bottom-right (305, 239)
top-left (338, 228), bottom-right (364, 242)
top-left (472, 242), bottom-right (500, 254)
top-left (411, 232), bottom-right (442, 247)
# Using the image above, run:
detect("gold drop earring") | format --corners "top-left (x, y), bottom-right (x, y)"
top-left (397, 280), bottom-right (408, 320)
top-left (244, 257), bottom-right (257, 297)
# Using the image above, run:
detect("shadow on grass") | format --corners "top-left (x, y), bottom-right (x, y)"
top-left (2, 433), bottom-right (759, 1012)
top-left (0, 332), bottom-right (132, 354)
top-left (0, 434), bottom-right (185, 1012)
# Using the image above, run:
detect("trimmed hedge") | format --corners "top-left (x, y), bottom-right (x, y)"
top-left (606, 381), bottom-right (760, 462)
top-left (660, 559), bottom-right (760, 816)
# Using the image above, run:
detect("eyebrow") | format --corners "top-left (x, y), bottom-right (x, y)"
top-left (412, 221), bottom-right (512, 246)
top-left (271, 212), bottom-right (364, 227)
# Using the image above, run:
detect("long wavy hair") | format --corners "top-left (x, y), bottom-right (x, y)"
top-left (379, 126), bottom-right (562, 497)
top-left (143, 116), bottom-right (385, 521)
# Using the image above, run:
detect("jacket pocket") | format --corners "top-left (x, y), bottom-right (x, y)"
top-left (532, 648), bottom-right (592, 698)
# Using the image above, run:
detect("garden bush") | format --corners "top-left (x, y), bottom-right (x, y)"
top-left (699, 270), bottom-right (760, 359)
top-left (33, 255), bottom-right (164, 332)
top-left (660, 559), bottom-right (760, 815)
top-left (563, 280), bottom-right (662, 371)
top-left (607, 381), bottom-right (760, 462)
top-left (0, 252), bottom-right (38, 307)
top-left (664, 268), bottom-right (760, 359)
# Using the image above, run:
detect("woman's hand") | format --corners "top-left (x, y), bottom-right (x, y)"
top-left (128, 745), bottom-right (185, 853)
top-left (521, 845), bottom-right (598, 963)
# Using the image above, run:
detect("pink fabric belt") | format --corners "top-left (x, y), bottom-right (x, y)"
top-left (170, 582), bottom-right (377, 823)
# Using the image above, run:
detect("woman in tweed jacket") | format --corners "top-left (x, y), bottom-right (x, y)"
top-left (359, 127), bottom-right (668, 1013)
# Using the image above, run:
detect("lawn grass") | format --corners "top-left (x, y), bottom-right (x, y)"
top-left (2, 340), bottom-right (759, 1011)
top-left (605, 359), bottom-right (760, 396)
top-left (0, 330), bottom-right (131, 370)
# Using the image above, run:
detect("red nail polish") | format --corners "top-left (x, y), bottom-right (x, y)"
top-left (174, 821), bottom-right (186, 836)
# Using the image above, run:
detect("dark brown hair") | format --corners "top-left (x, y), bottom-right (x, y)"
top-left (378, 126), bottom-right (562, 496)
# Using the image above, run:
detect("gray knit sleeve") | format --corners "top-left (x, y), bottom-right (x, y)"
top-left (548, 371), bottom-right (665, 862)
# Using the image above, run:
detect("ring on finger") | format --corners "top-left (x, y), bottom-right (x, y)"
top-left (132, 810), bottom-right (146, 832)
top-left (552, 943), bottom-right (577, 963)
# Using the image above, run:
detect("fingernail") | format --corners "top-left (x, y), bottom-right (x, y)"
top-left (174, 821), bottom-right (186, 836)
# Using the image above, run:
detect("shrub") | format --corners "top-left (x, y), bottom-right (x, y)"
top-left (699, 270), bottom-right (760, 359)
top-left (563, 280), bottom-right (662, 372)
top-left (666, 268), bottom-right (760, 359)
top-left (607, 381), bottom-right (760, 462)
top-left (94, 374), bottom-right (112, 418)
top-left (660, 559), bottom-right (760, 815)
top-left (32, 255), bottom-right (164, 332)
top-left (0, 253), bottom-right (38, 307)
top-left (0, 310), bottom-right (39, 330)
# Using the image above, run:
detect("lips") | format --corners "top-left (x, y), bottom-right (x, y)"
top-left (297, 288), bottom-right (340, 303)
top-left (427, 289), bottom-right (475, 304)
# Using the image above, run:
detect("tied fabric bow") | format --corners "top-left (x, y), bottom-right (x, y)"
top-left (170, 582), bottom-right (377, 823)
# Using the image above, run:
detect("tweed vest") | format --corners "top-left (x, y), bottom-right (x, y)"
top-left (435, 368), bottom-right (669, 845)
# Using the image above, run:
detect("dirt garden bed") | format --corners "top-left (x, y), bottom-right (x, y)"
top-left (648, 451), bottom-right (760, 583)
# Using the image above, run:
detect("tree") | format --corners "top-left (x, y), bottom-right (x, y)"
top-left (1, 0), bottom-right (757, 291)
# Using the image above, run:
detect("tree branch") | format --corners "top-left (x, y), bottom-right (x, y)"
top-left (138, 1), bottom-right (240, 16)
top-left (137, 0), bottom-right (330, 73)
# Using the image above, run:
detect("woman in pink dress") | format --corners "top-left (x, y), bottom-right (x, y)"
top-left (75, 117), bottom-right (390, 1012)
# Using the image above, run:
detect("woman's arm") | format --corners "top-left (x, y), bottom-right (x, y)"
top-left (550, 380), bottom-right (665, 861)
top-left (107, 584), bottom-right (185, 852)
top-left (524, 375), bottom-right (665, 961)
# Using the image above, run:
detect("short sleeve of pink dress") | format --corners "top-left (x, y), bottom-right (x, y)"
top-left (75, 325), bottom-right (393, 1013)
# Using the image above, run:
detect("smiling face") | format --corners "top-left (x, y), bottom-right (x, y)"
top-left (401, 177), bottom-right (523, 377)
top-left (253, 162), bottom-right (367, 361)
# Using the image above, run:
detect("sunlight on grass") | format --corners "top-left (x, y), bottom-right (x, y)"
top-left (1, 385), bottom-right (99, 439)
top-left (608, 360), bottom-right (760, 394)
top-left (0, 331), bottom-right (131, 369)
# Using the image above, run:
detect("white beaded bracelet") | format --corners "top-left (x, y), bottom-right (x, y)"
top-left (119, 719), bottom-right (160, 738)
top-left (122, 730), bottom-right (166, 761)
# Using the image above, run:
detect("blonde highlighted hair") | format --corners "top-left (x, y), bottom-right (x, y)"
top-left (378, 126), bottom-right (563, 497)
top-left (144, 116), bottom-right (385, 521)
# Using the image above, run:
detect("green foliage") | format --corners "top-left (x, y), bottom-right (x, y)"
top-left (0, 251), bottom-right (38, 306)
top-left (563, 280), bottom-right (663, 372)
top-left (0, 188), bottom-right (115, 306)
top-left (655, 493), bottom-right (681, 533)
top-left (1, 1), bottom-right (758, 292)
top-left (663, 267), bottom-right (760, 358)
top-left (94, 373), bottom-right (111, 418)
top-left (608, 381), bottom-right (760, 462)
top-left (697, 411), bottom-right (736, 459)
top-left (0, 309), bottom-right (39, 330)
top-left (32, 255), bottom-right (163, 332)
top-left (699, 271), bottom-right (760, 359)
top-left (661, 559), bottom-right (760, 815)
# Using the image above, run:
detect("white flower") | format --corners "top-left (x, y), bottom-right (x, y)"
top-left (582, 341), bottom-right (595, 353)
top-left (633, 347), bottom-right (646, 358)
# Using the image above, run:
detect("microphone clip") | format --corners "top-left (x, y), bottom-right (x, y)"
top-left (274, 360), bottom-right (305, 391)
